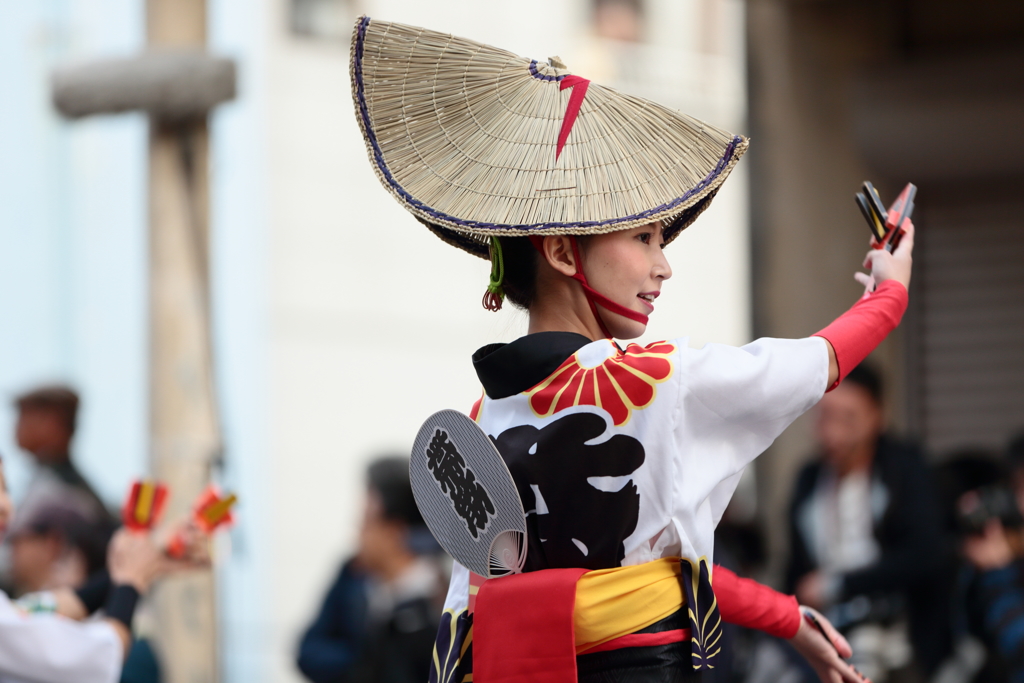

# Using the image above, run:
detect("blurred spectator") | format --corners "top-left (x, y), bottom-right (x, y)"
top-left (1007, 432), bottom-right (1024, 515)
top-left (13, 386), bottom-right (115, 534)
top-left (785, 363), bottom-right (948, 681)
top-left (297, 457), bottom-right (445, 683)
top-left (934, 451), bottom-right (1008, 542)
top-left (932, 451), bottom-right (1009, 683)
top-left (7, 494), bottom-right (106, 595)
top-left (0, 451), bottom-right (207, 683)
top-left (593, 0), bottom-right (643, 42)
top-left (941, 438), bottom-right (1024, 683)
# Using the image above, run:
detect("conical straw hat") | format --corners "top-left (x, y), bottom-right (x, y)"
top-left (350, 16), bottom-right (748, 258)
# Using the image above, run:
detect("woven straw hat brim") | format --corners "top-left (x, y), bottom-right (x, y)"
top-left (350, 16), bottom-right (748, 259)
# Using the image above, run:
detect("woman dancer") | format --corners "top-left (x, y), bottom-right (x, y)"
top-left (350, 17), bottom-right (911, 683)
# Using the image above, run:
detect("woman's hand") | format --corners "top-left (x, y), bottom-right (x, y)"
top-left (107, 525), bottom-right (211, 594)
top-left (165, 519), bottom-right (214, 564)
top-left (104, 526), bottom-right (211, 657)
top-left (107, 529), bottom-right (168, 593)
top-left (854, 219), bottom-right (914, 295)
top-left (789, 607), bottom-right (867, 683)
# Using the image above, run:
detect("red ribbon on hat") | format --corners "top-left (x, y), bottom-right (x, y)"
top-left (556, 76), bottom-right (590, 161)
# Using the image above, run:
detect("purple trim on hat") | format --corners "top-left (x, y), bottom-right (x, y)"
top-left (529, 60), bottom-right (566, 82)
top-left (354, 16), bottom-right (741, 233)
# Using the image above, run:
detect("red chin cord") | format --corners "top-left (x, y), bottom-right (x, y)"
top-left (529, 236), bottom-right (649, 339)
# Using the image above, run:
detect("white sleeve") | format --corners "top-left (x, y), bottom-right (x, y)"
top-left (676, 336), bottom-right (829, 479)
top-left (0, 593), bottom-right (122, 683)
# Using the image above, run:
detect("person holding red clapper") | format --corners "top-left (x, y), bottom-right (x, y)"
top-left (349, 16), bottom-right (912, 683)
top-left (0, 455), bottom-right (209, 683)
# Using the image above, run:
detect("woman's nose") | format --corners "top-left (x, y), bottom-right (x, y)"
top-left (654, 254), bottom-right (672, 280)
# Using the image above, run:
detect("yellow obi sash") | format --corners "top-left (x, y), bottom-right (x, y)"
top-left (574, 557), bottom-right (684, 653)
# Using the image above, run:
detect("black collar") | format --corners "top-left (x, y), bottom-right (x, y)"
top-left (472, 332), bottom-right (592, 399)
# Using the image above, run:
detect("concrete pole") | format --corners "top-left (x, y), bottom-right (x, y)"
top-left (146, 1), bottom-right (221, 681)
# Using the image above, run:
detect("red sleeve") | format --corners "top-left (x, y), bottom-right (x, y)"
top-left (813, 279), bottom-right (908, 391)
top-left (714, 565), bottom-right (801, 639)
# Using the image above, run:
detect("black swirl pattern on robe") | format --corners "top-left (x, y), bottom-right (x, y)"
top-left (682, 557), bottom-right (722, 668)
top-left (492, 412), bottom-right (645, 571)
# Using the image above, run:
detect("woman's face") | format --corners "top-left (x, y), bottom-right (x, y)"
top-left (0, 463), bottom-right (12, 544)
top-left (581, 222), bottom-right (672, 339)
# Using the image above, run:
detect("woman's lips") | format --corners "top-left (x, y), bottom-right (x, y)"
top-left (637, 291), bottom-right (659, 312)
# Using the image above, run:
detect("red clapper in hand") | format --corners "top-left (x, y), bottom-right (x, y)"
top-left (121, 480), bottom-right (170, 532)
top-left (166, 485), bottom-right (238, 559)
top-left (880, 183), bottom-right (916, 252)
top-left (855, 181), bottom-right (916, 253)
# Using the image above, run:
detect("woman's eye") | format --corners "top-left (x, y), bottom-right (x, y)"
top-left (637, 232), bottom-right (652, 244)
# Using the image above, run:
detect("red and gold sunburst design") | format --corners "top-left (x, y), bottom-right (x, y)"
top-left (525, 341), bottom-right (676, 426)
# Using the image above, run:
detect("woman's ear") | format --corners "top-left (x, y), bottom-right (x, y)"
top-left (541, 236), bottom-right (578, 278)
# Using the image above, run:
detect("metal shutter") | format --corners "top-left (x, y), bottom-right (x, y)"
top-left (913, 203), bottom-right (1024, 456)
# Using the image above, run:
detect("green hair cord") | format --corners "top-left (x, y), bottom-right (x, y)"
top-left (482, 236), bottom-right (505, 312)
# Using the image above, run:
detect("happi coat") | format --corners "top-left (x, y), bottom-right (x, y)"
top-left (430, 331), bottom-right (829, 682)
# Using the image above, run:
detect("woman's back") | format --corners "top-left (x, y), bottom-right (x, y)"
top-left (469, 331), bottom-right (828, 576)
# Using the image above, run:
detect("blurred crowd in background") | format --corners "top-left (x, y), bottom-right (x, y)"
top-left (4, 368), bottom-right (1024, 683)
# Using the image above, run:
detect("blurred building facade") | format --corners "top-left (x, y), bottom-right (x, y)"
top-left (0, 0), bottom-right (148, 518)
top-left (0, 0), bottom-right (750, 681)
top-left (747, 0), bottom-right (1024, 571)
